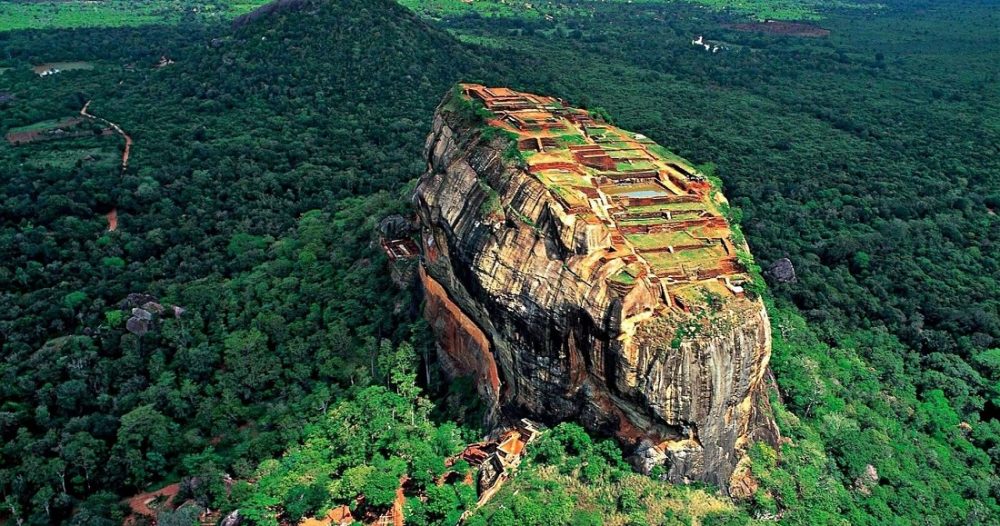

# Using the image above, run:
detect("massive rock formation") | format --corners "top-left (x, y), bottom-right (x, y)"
top-left (414, 85), bottom-right (779, 495)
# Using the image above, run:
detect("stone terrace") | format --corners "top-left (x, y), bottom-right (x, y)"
top-left (462, 84), bottom-right (750, 312)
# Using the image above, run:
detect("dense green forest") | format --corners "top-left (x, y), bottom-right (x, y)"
top-left (0, 0), bottom-right (997, 524)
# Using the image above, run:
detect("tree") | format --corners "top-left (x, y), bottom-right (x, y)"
top-left (110, 405), bottom-right (177, 485)
top-left (363, 458), bottom-right (403, 509)
top-left (63, 291), bottom-right (87, 310)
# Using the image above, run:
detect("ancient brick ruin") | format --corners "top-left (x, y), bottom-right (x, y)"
top-left (464, 84), bottom-right (751, 311)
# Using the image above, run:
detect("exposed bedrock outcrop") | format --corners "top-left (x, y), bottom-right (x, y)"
top-left (413, 87), bottom-right (779, 494)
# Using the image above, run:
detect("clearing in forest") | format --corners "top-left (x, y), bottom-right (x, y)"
top-left (4, 117), bottom-right (106, 145)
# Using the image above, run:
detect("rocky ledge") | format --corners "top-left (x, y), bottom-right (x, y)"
top-left (413, 84), bottom-right (780, 495)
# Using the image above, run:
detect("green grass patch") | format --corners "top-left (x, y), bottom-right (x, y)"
top-left (616, 160), bottom-right (658, 171)
top-left (608, 150), bottom-right (646, 159)
top-left (629, 202), bottom-right (706, 214)
top-left (648, 144), bottom-right (690, 164)
top-left (610, 269), bottom-right (637, 285)
top-left (477, 177), bottom-right (503, 218)
top-left (556, 133), bottom-right (587, 146)
top-left (627, 230), bottom-right (696, 250)
top-left (0, 1), bottom-right (271, 32)
top-left (619, 217), bottom-right (670, 227)
top-left (24, 145), bottom-right (117, 171)
top-left (32, 61), bottom-right (94, 75)
top-left (8, 117), bottom-right (80, 134)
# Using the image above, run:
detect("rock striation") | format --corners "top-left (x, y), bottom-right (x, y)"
top-left (413, 85), bottom-right (779, 494)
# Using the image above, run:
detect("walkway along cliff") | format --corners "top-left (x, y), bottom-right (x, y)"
top-left (413, 85), bottom-right (780, 496)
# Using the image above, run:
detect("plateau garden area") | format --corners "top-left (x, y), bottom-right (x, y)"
top-left (0, 0), bottom-right (997, 525)
top-left (455, 84), bottom-right (760, 312)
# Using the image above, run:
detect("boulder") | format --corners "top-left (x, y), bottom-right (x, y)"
top-left (141, 301), bottom-right (165, 315)
top-left (853, 464), bottom-right (879, 495)
top-left (631, 440), bottom-right (668, 476)
top-left (378, 214), bottom-right (414, 240)
top-left (767, 257), bottom-right (796, 283)
top-left (120, 293), bottom-right (158, 310)
top-left (125, 317), bottom-right (149, 336)
top-left (219, 510), bottom-right (242, 526)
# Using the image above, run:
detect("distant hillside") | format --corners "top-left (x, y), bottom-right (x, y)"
top-left (232, 0), bottom-right (317, 28)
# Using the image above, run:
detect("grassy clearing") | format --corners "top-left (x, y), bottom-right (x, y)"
top-left (32, 61), bottom-right (94, 75)
top-left (631, 202), bottom-right (707, 213)
top-left (608, 150), bottom-right (647, 160)
top-left (557, 133), bottom-right (587, 146)
top-left (616, 160), bottom-right (658, 171)
top-left (24, 145), bottom-right (117, 170)
top-left (0, 1), bottom-right (271, 32)
top-left (611, 269), bottom-right (637, 285)
top-left (642, 244), bottom-right (727, 270)
top-left (619, 216), bottom-right (670, 226)
top-left (627, 230), bottom-right (696, 249)
top-left (648, 144), bottom-right (690, 164)
top-left (8, 117), bottom-right (80, 134)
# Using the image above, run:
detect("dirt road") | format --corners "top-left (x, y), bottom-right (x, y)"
top-left (81, 100), bottom-right (132, 174)
top-left (81, 100), bottom-right (132, 232)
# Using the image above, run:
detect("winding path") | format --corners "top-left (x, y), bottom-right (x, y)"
top-left (80, 100), bottom-right (132, 231)
top-left (81, 100), bottom-right (132, 173)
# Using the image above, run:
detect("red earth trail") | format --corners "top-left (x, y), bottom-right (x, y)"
top-left (106, 208), bottom-right (118, 232)
top-left (81, 100), bottom-right (132, 173)
top-left (81, 100), bottom-right (132, 231)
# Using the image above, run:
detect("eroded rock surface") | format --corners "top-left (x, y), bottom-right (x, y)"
top-left (414, 85), bottom-right (779, 494)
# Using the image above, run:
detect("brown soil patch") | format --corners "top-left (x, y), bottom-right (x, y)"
top-left (106, 208), bottom-right (118, 232)
top-left (727, 21), bottom-right (830, 37)
top-left (125, 483), bottom-right (180, 525)
top-left (4, 117), bottom-right (105, 145)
